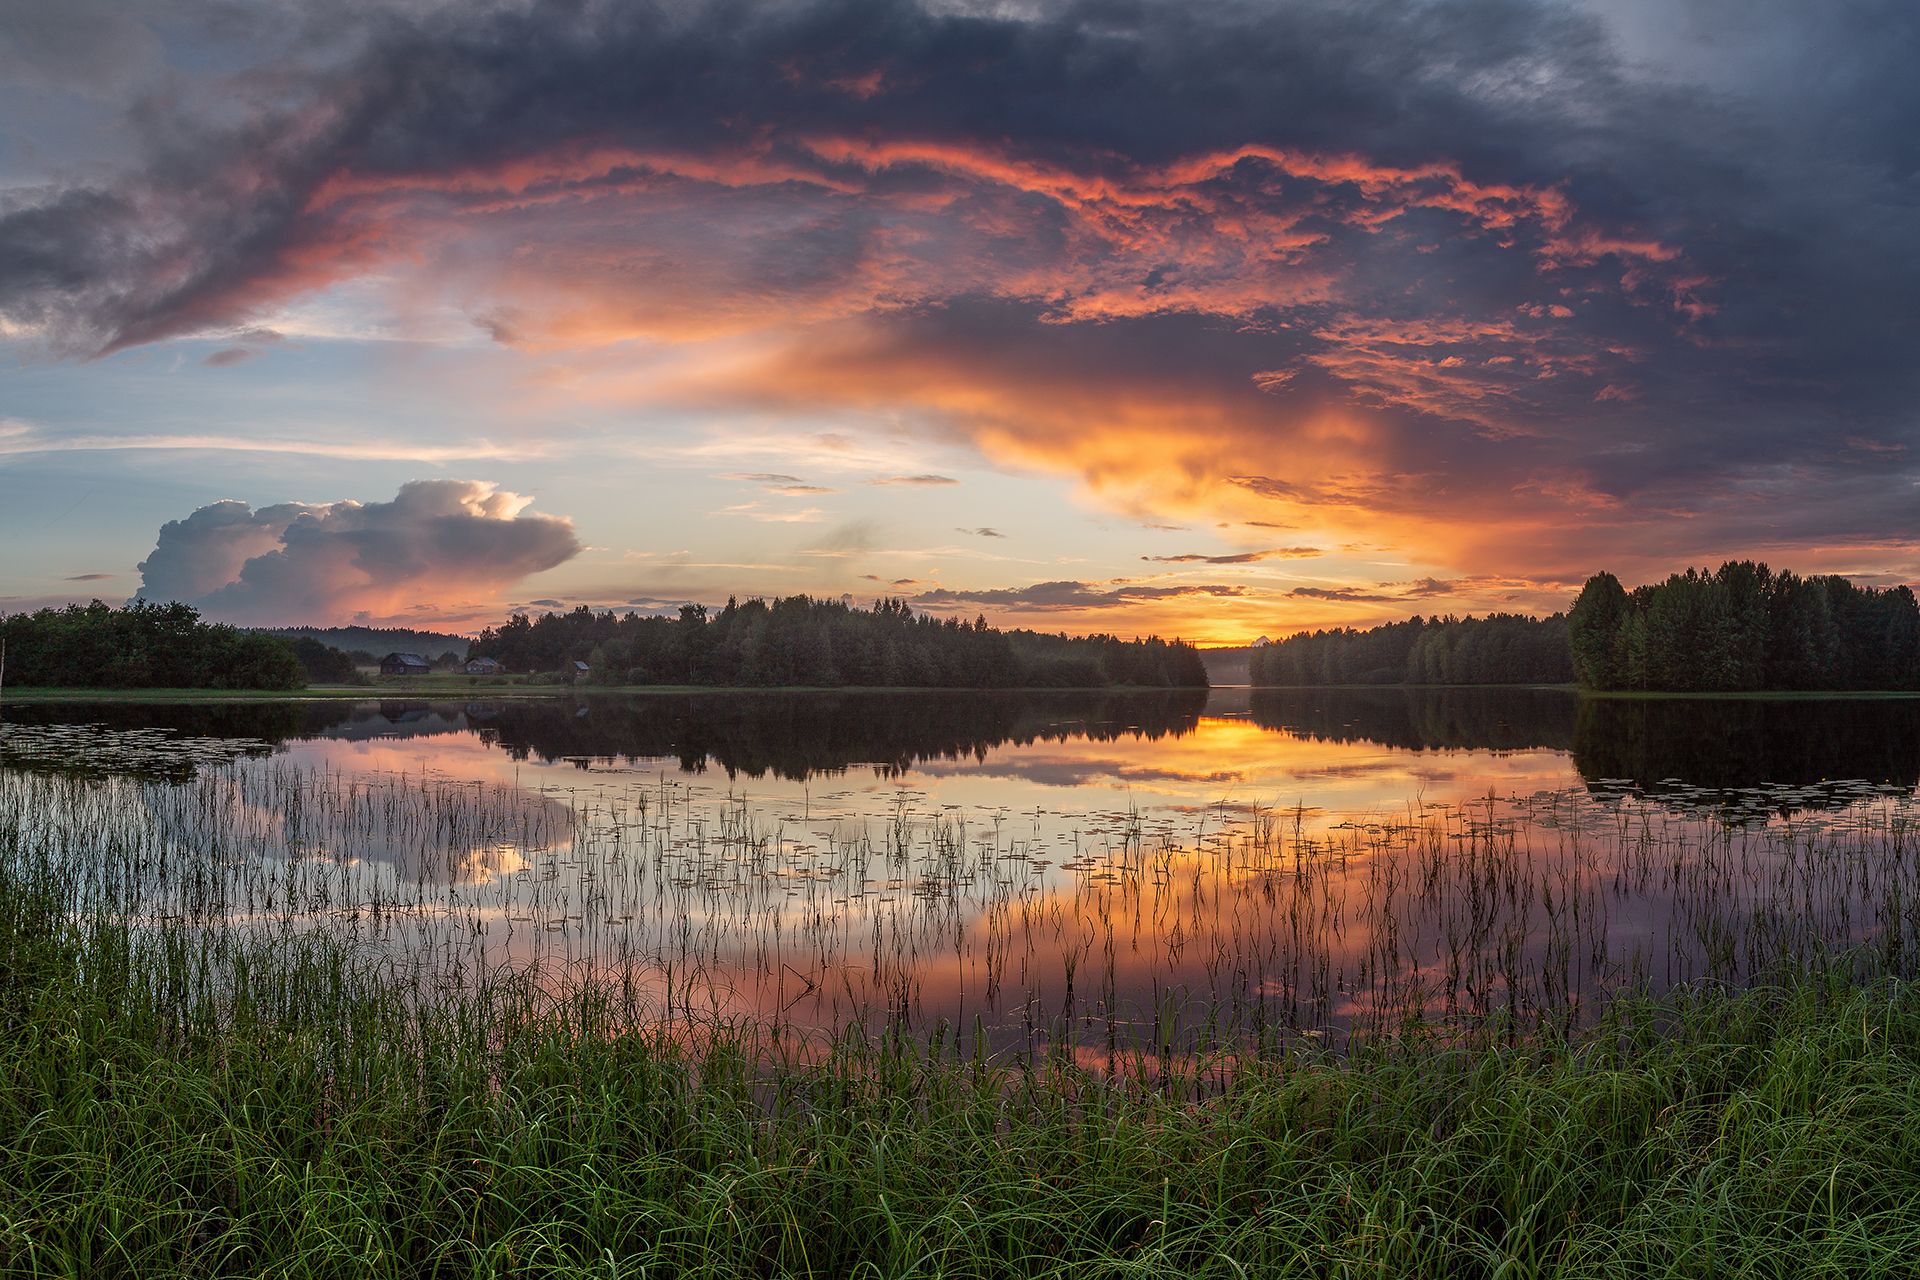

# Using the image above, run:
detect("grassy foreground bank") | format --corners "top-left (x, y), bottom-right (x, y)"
top-left (3, 888), bottom-right (1918, 1277)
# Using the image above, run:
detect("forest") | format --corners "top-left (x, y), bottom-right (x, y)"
top-left (258, 625), bottom-right (468, 662)
top-left (470, 596), bottom-right (1209, 689)
top-left (1247, 613), bottom-right (1574, 686)
top-left (0, 600), bottom-right (305, 690)
top-left (1247, 563), bottom-right (1920, 692)
top-left (1568, 562), bottom-right (1920, 691)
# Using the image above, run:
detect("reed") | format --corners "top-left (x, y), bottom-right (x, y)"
top-left (2, 725), bottom-right (1918, 1274)
top-left (2, 735), bottom-right (1915, 1062)
top-left (1, 868), bottom-right (1917, 1277)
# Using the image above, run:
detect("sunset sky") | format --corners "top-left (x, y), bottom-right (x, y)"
top-left (2, 0), bottom-right (1915, 643)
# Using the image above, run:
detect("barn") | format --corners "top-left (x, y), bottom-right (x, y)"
top-left (379, 652), bottom-right (432, 677)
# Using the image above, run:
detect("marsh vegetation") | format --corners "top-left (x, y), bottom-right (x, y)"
top-left (4, 688), bottom-right (1919, 1275)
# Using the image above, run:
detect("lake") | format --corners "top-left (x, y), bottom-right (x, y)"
top-left (4, 686), bottom-right (1917, 1061)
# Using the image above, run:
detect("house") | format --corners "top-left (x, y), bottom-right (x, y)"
top-left (570, 659), bottom-right (591, 679)
top-left (379, 652), bottom-right (432, 677)
top-left (465, 656), bottom-right (505, 676)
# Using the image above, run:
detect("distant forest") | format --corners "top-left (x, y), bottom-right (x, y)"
top-left (0, 601), bottom-right (304, 691)
top-left (1569, 562), bottom-right (1920, 691)
top-left (256, 625), bottom-right (468, 660)
top-left (1248, 614), bottom-right (1573, 687)
top-left (470, 597), bottom-right (1208, 688)
top-left (1246, 562), bottom-right (1920, 692)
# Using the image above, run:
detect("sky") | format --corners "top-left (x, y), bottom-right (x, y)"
top-left (1, 0), bottom-right (1916, 644)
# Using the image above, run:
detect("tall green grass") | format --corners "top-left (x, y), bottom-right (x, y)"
top-left (2, 865), bottom-right (1917, 1278)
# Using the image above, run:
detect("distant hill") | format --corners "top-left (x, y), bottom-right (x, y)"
top-left (254, 626), bottom-right (470, 659)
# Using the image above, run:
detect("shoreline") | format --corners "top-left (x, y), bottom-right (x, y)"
top-left (1246, 682), bottom-right (1920, 700)
top-left (0, 682), bottom-right (1213, 704)
top-left (7, 681), bottom-right (1920, 704)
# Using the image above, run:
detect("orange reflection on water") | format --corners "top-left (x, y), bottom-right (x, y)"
top-left (23, 689), bottom-right (1914, 1061)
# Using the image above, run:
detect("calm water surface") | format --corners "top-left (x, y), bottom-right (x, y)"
top-left (5, 688), bottom-right (1918, 1058)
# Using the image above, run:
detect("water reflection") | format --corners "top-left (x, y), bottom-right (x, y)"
top-left (470, 689), bottom-right (1209, 780)
top-left (6, 686), bottom-right (1920, 1058)
top-left (8, 688), bottom-right (1919, 815)
top-left (1571, 697), bottom-right (1920, 806)
top-left (2, 691), bottom-right (1207, 780)
top-left (1246, 686), bottom-right (1576, 753)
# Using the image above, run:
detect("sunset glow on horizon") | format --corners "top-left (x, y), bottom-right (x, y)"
top-left (3, 0), bottom-right (1916, 642)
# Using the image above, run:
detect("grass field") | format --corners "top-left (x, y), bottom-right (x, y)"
top-left (2, 858), bottom-right (1916, 1278)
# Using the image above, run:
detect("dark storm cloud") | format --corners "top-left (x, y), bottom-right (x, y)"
top-left (1, 0), bottom-right (1915, 571)
top-left (0, 0), bottom-right (164, 89)
top-left (0, 0), bottom-right (1728, 353)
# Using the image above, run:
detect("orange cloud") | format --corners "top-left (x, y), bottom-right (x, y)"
top-left (227, 131), bottom-right (1703, 367)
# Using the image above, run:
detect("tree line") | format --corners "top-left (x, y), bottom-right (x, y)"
top-left (0, 601), bottom-right (305, 691)
top-left (257, 625), bottom-right (469, 661)
top-left (1568, 563), bottom-right (1920, 691)
top-left (470, 596), bottom-right (1209, 688)
top-left (1247, 614), bottom-right (1573, 686)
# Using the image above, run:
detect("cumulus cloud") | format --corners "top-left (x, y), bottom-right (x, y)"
top-left (134, 479), bottom-right (580, 625)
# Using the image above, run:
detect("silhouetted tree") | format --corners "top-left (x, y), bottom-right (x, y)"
top-left (0, 600), bottom-right (304, 691)
top-left (1250, 614), bottom-right (1572, 686)
top-left (1568, 573), bottom-right (1629, 689)
top-left (468, 596), bottom-right (1207, 690)
top-left (1565, 563), bottom-right (1920, 691)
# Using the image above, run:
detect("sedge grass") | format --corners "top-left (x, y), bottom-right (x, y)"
top-left (1, 869), bottom-right (1918, 1278)
top-left (4, 726), bottom-right (1920, 1276)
